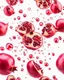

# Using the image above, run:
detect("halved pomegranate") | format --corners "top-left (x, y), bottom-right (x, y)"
top-left (42, 23), bottom-right (57, 38)
top-left (4, 5), bottom-right (14, 16)
top-left (56, 53), bottom-right (64, 74)
top-left (35, 0), bottom-right (52, 9)
top-left (0, 53), bottom-right (17, 75)
top-left (0, 22), bottom-right (8, 36)
top-left (15, 21), bottom-right (35, 36)
top-left (27, 60), bottom-right (43, 78)
top-left (6, 75), bottom-right (16, 80)
top-left (55, 19), bottom-right (64, 32)
top-left (22, 32), bottom-right (43, 50)
top-left (6, 0), bottom-right (18, 5)
top-left (39, 76), bottom-right (50, 80)
top-left (50, 0), bottom-right (62, 14)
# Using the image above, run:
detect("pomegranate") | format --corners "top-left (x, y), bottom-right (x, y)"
top-left (6, 75), bottom-right (16, 80)
top-left (0, 22), bottom-right (8, 36)
top-left (6, 0), bottom-right (18, 5)
top-left (56, 53), bottom-right (64, 74)
top-left (27, 60), bottom-right (43, 78)
top-left (42, 23), bottom-right (56, 38)
top-left (55, 19), bottom-right (64, 32)
top-left (0, 53), bottom-right (17, 75)
top-left (22, 32), bottom-right (43, 50)
top-left (4, 5), bottom-right (14, 16)
top-left (15, 21), bottom-right (35, 36)
top-left (35, 0), bottom-right (52, 9)
top-left (39, 76), bottom-right (50, 80)
top-left (50, 0), bottom-right (62, 14)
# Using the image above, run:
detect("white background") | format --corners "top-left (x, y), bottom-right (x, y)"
top-left (0, 0), bottom-right (64, 80)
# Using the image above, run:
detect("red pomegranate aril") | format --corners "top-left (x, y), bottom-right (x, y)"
top-left (6, 0), bottom-right (18, 5)
top-left (0, 53), bottom-right (17, 75)
top-left (50, 1), bottom-right (62, 14)
top-left (23, 36), bottom-right (32, 45)
top-left (55, 19), bottom-right (64, 32)
top-left (4, 5), bottom-right (14, 16)
top-left (0, 22), bottom-right (8, 36)
top-left (27, 60), bottom-right (43, 78)
top-left (56, 53), bottom-right (64, 74)
top-left (22, 32), bottom-right (43, 50)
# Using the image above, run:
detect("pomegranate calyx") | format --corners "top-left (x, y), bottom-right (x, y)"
top-left (9, 66), bottom-right (17, 72)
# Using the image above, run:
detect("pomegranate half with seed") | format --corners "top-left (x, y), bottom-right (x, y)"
top-left (55, 19), bottom-right (64, 32)
top-left (35, 0), bottom-right (52, 9)
top-left (15, 21), bottom-right (35, 36)
top-left (0, 22), bottom-right (8, 36)
top-left (22, 32), bottom-right (43, 50)
top-left (6, 75), bottom-right (16, 80)
top-left (42, 23), bottom-right (56, 38)
top-left (0, 53), bottom-right (17, 75)
top-left (4, 5), bottom-right (14, 16)
top-left (56, 53), bottom-right (64, 74)
top-left (27, 60), bottom-right (43, 78)
top-left (50, 0), bottom-right (62, 14)
top-left (6, 0), bottom-right (18, 5)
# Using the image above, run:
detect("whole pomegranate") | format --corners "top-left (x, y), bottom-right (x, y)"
top-left (50, 0), bottom-right (62, 14)
top-left (0, 22), bottom-right (8, 36)
top-left (55, 19), bottom-right (64, 32)
top-left (0, 53), bottom-right (17, 75)
top-left (56, 53), bottom-right (64, 74)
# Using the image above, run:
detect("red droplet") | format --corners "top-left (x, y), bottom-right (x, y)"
top-left (29, 54), bottom-right (33, 59)
top-left (35, 17), bottom-right (40, 22)
top-left (44, 62), bottom-right (49, 67)
top-left (6, 43), bottom-right (13, 50)
top-left (18, 9), bottom-right (23, 13)
top-left (19, 0), bottom-right (24, 3)
top-left (0, 46), bottom-right (5, 51)
top-left (23, 14), bottom-right (27, 17)
top-left (39, 22), bottom-right (43, 26)
top-left (54, 38), bottom-right (59, 43)
top-left (46, 9), bottom-right (52, 15)
top-left (39, 60), bottom-right (43, 64)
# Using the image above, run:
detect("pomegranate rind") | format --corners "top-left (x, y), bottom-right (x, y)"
top-left (27, 60), bottom-right (42, 78)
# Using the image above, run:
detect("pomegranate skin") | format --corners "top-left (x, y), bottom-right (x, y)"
top-left (0, 53), bottom-right (16, 75)
top-left (55, 19), bottom-right (64, 32)
top-left (56, 53), bottom-right (64, 74)
top-left (50, 1), bottom-right (62, 14)
top-left (0, 22), bottom-right (8, 36)
top-left (27, 60), bottom-right (43, 78)
top-left (6, 0), bottom-right (18, 5)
